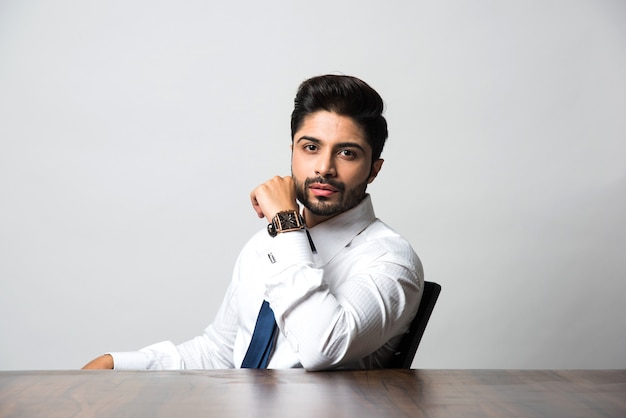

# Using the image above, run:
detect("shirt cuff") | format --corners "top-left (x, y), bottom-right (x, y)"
top-left (108, 351), bottom-right (148, 370)
top-left (267, 229), bottom-right (314, 271)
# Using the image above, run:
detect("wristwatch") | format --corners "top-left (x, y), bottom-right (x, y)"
top-left (267, 210), bottom-right (305, 237)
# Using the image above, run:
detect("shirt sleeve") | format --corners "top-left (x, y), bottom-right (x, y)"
top-left (109, 264), bottom-right (242, 370)
top-left (264, 230), bottom-right (423, 371)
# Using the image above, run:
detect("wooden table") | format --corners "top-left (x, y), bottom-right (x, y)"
top-left (1, 369), bottom-right (625, 417)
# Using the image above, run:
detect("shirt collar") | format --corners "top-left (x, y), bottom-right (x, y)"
top-left (306, 194), bottom-right (377, 265)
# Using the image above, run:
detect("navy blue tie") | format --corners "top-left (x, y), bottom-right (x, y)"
top-left (240, 300), bottom-right (278, 368)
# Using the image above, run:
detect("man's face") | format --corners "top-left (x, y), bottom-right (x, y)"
top-left (291, 111), bottom-right (383, 227)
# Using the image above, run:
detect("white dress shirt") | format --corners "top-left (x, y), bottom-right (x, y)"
top-left (110, 195), bottom-right (423, 371)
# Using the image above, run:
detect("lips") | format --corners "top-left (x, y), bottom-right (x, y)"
top-left (310, 183), bottom-right (338, 197)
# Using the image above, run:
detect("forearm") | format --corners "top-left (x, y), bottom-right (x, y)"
top-left (107, 341), bottom-right (184, 370)
top-left (264, 233), bottom-right (422, 370)
top-left (84, 280), bottom-right (240, 371)
top-left (270, 268), bottom-right (418, 370)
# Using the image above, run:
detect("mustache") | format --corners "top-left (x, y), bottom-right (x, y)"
top-left (303, 176), bottom-right (345, 192)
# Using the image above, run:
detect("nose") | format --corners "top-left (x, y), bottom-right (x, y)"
top-left (315, 150), bottom-right (336, 178)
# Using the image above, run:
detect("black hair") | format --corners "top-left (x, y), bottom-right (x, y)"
top-left (290, 75), bottom-right (388, 162)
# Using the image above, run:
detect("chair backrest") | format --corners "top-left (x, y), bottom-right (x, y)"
top-left (388, 281), bottom-right (441, 369)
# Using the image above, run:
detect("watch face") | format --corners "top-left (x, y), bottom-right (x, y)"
top-left (272, 210), bottom-right (304, 235)
top-left (279, 211), bottom-right (300, 229)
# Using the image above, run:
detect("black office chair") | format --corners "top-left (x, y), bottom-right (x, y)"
top-left (388, 281), bottom-right (441, 369)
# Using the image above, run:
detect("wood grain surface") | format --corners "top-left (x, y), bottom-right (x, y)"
top-left (1, 369), bottom-right (625, 417)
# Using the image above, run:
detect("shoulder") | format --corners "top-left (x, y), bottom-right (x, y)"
top-left (355, 219), bottom-right (423, 276)
top-left (362, 219), bottom-right (416, 251)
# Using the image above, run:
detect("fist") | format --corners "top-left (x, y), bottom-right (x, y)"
top-left (250, 176), bottom-right (299, 222)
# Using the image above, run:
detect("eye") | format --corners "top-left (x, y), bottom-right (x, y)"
top-left (339, 149), bottom-right (358, 160)
top-left (303, 143), bottom-right (319, 152)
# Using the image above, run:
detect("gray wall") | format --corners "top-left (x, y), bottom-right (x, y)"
top-left (1, 0), bottom-right (624, 370)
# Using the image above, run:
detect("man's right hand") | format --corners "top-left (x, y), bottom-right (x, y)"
top-left (250, 175), bottom-right (299, 222)
top-left (81, 354), bottom-right (114, 370)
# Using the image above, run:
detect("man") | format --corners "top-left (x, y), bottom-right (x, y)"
top-left (83, 74), bottom-right (423, 371)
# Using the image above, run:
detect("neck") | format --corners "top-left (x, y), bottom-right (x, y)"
top-left (302, 209), bottom-right (333, 229)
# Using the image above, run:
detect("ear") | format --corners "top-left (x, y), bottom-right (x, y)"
top-left (367, 159), bottom-right (384, 184)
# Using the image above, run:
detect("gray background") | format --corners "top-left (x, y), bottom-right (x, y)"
top-left (1, 0), bottom-right (624, 370)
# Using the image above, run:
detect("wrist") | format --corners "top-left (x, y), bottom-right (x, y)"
top-left (265, 203), bottom-right (299, 223)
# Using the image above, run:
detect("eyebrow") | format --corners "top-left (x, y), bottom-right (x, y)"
top-left (296, 136), bottom-right (367, 153)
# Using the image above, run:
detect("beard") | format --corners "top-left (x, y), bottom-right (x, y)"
top-left (294, 175), bottom-right (369, 218)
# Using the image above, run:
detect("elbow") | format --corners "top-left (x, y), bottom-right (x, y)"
top-left (298, 323), bottom-right (356, 371)
top-left (300, 353), bottom-right (340, 371)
